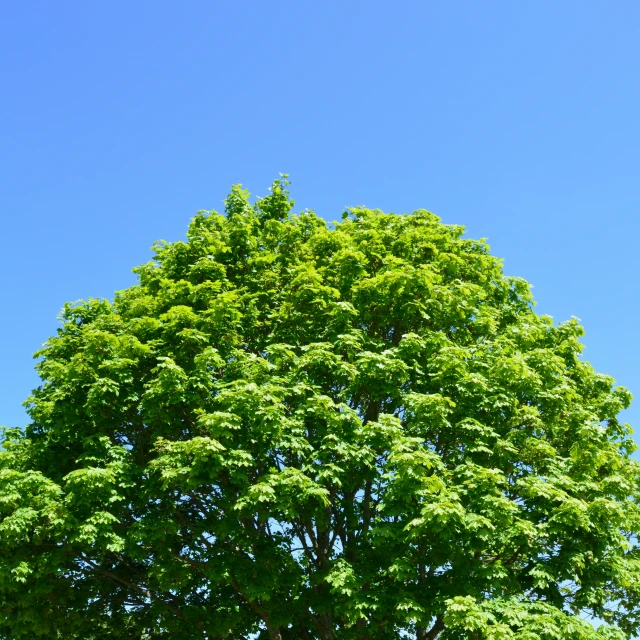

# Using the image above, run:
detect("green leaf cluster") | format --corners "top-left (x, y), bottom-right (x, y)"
top-left (1, 178), bottom-right (639, 639)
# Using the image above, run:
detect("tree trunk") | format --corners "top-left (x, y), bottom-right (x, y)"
top-left (355, 617), bottom-right (370, 640)
top-left (418, 615), bottom-right (444, 639)
top-left (315, 613), bottom-right (334, 640)
top-left (267, 626), bottom-right (283, 640)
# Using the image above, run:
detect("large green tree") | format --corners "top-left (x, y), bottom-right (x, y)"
top-left (1, 178), bottom-right (639, 639)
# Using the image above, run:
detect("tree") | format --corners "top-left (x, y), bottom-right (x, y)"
top-left (1, 177), bottom-right (639, 639)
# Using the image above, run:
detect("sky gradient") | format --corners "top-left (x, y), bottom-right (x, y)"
top-left (1, 1), bottom-right (639, 448)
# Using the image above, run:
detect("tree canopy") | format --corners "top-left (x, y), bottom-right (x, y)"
top-left (1, 178), bottom-right (639, 639)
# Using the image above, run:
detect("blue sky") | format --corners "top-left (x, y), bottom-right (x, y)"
top-left (1, 0), bottom-right (639, 446)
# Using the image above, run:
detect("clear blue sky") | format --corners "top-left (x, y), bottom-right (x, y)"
top-left (1, 1), bottom-right (639, 447)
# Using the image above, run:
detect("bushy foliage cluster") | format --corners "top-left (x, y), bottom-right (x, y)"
top-left (1, 179), bottom-right (639, 639)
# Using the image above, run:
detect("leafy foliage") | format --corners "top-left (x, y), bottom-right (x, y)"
top-left (1, 177), bottom-right (639, 639)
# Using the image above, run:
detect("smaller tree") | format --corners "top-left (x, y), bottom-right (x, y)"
top-left (1, 178), bottom-right (639, 639)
